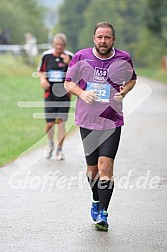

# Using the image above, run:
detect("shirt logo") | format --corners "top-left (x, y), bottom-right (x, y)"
top-left (93, 67), bottom-right (108, 82)
top-left (84, 59), bottom-right (94, 62)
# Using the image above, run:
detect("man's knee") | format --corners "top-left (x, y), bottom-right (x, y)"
top-left (86, 165), bottom-right (98, 179)
top-left (47, 121), bottom-right (55, 128)
top-left (56, 118), bottom-right (64, 125)
top-left (98, 157), bottom-right (114, 178)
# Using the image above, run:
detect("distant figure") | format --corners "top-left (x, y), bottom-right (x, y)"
top-left (161, 56), bottom-right (167, 71)
top-left (24, 33), bottom-right (38, 65)
top-left (0, 28), bottom-right (11, 45)
top-left (38, 33), bottom-right (73, 160)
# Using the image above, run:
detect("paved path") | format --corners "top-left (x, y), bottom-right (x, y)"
top-left (0, 77), bottom-right (167, 252)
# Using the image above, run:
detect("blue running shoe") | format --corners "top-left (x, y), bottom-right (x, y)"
top-left (95, 209), bottom-right (109, 231)
top-left (91, 201), bottom-right (99, 221)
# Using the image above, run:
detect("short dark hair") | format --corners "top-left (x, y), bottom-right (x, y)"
top-left (94, 22), bottom-right (116, 36)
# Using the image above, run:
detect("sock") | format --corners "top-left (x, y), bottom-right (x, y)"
top-left (98, 180), bottom-right (114, 211)
top-left (87, 177), bottom-right (99, 202)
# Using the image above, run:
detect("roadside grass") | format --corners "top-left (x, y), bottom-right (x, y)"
top-left (137, 67), bottom-right (167, 84)
top-left (0, 54), bottom-right (75, 167)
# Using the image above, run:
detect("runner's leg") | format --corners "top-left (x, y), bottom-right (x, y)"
top-left (87, 164), bottom-right (100, 220)
top-left (43, 121), bottom-right (55, 158)
top-left (55, 96), bottom-right (70, 153)
top-left (98, 157), bottom-right (114, 211)
top-left (46, 121), bottom-right (55, 144)
top-left (97, 127), bottom-right (121, 211)
top-left (87, 165), bottom-right (99, 201)
top-left (80, 127), bottom-right (99, 201)
top-left (56, 118), bottom-right (65, 149)
top-left (45, 94), bottom-right (55, 145)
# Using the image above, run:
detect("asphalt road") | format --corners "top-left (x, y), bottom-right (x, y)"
top-left (0, 77), bottom-right (167, 252)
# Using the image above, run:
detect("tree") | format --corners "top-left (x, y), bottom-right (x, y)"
top-left (79, 0), bottom-right (145, 55)
top-left (146, 0), bottom-right (167, 44)
top-left (0, 0), bottom-right (48, 44)
top-left (78, 0), bottom-right (118, 50)
top-left (55, 0), bottom-right (166, 67)
top-left (55, 0), bottom-right (90, 52)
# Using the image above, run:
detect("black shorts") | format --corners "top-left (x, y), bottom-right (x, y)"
top-left (45, 93), bottom-right (70, 123)
top-left (80, 127), bottom-right (121, 166)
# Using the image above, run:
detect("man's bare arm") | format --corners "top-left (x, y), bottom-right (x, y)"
top-left (64, 81), bottom-right (97, 104)
top-left (114, 80), bottom-right (136, 102)
top-left (121, 80), bottom-right (136, 96)
top-left (38, 71), bottom-right (50, 90)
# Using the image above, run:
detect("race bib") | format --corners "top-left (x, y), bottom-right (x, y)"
top-left (86, 82), bottom-right (111, 103)
top-left (48, 70), bottom-right (65, 82)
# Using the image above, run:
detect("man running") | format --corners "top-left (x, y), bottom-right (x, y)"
top-left (64, 22), bottom-right (137, 231)
top-left (38, 33), bottom-right (73, 160)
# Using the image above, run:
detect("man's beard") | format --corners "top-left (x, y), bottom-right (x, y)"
top-left (95, 43), bottom-right (114, 56)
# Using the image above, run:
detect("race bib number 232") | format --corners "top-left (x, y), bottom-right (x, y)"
top-left (86, 82), bottom-right (111, 103)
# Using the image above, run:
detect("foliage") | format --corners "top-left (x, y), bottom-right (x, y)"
top-left (55, 0), bottom-right (90, 52)
top-left (0, 0), bottom-right (48, 44)
top-left (146, 0), bottom-right (167, 41)
top-left (55, 0), bottom-right (167, 67)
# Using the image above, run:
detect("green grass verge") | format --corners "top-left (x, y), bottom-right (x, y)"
top-left (0, 54), bottom-right (75, 167)
top-left (137, 67), bottom-right (167, 84)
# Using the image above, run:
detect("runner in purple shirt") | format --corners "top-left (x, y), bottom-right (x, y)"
top-left (64, 22), bottom-right (137, 231)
